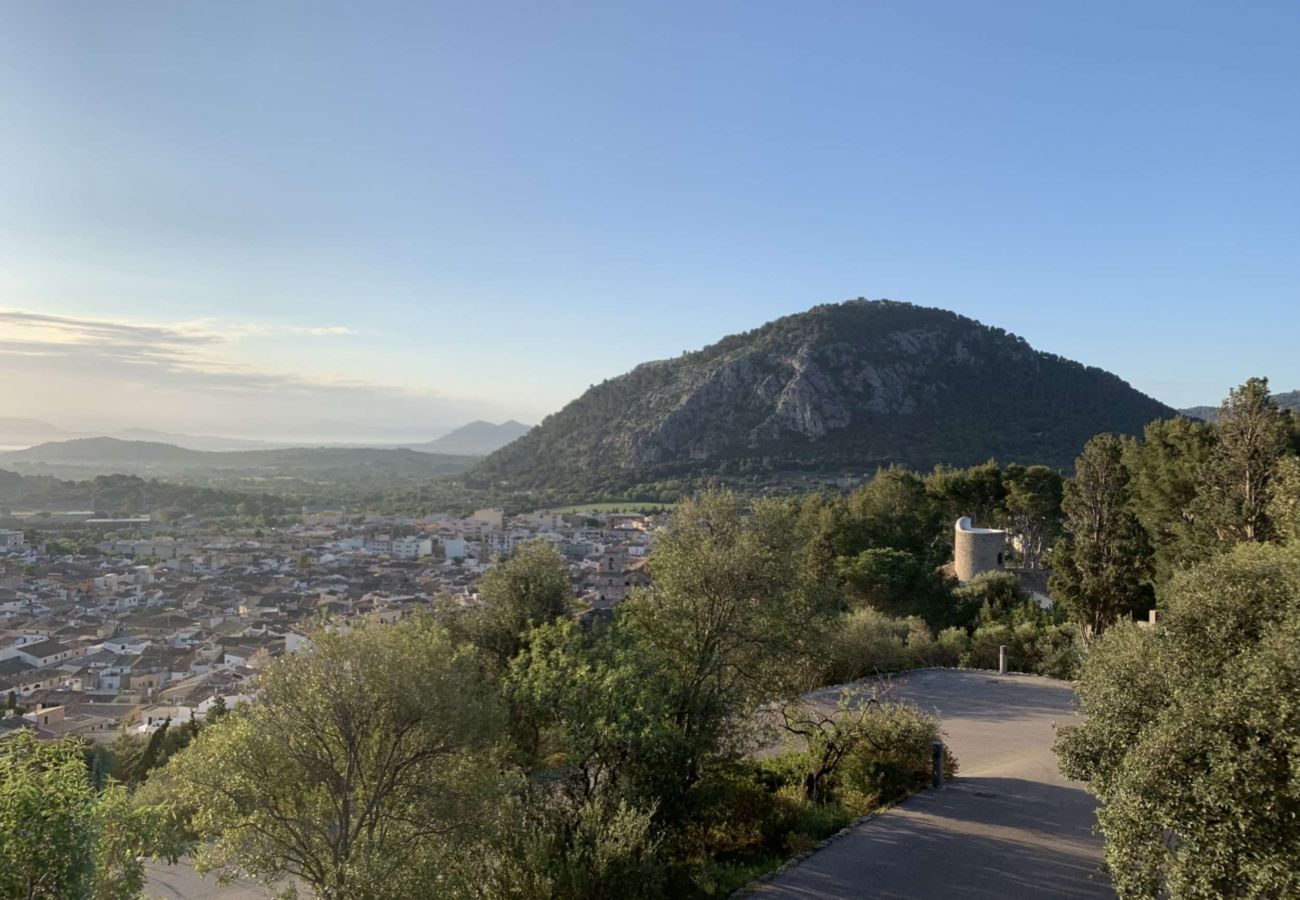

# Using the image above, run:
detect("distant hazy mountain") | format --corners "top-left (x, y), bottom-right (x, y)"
top-left (0, 417), bottom-right (78, 448)
top-left (474, 299), bottom-right (1178, 493)
top-left (4, 437), bottom-right (206, 465)
top-left (409, 420), bottom-right (531, 456)
top-left (111, 428), bottom-right (280, 452)
top-left (1, 437), bottom-right (477, 478)
top-left (296, 421), bottom-right (453, 444)
top-left (1180, 389), bottom-right (1300, 422)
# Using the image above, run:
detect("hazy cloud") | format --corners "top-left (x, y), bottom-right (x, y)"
top-left (0, 308), bottom-right (496, 434)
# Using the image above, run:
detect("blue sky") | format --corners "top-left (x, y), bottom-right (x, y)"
top-left (1, 1), bottom-right (1297, 436)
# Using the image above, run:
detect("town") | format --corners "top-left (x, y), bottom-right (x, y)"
top-left (0, 506), bottom-right (660, 743)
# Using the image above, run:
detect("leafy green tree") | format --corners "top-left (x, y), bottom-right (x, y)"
top-left (1196, 377), bottom-right (1290, 544)
top-left (953, 571), bottom-right (1032, 624)
top-left (619, 491), bottom-right (820, 814)
top-left (927, 460), bottom-right (1006, 529)
top-left (1122, 416), bottom-right (1216, 583)
top-left (1267, 454), bottom-right (1300, 544)
top-left (150, 618), bottom-right (506, 900)
top-left (460, 539), bottom-right (572, 669)
top-left (836, 548), bottom-right (958, 627)
top-left (1056, 543), bottom-right (1300, 899)
top-left (1001, 464), bottom-right (1063, 569)
top-left (502, 619), bottom-right (668, 898)
top-left (1049, 434), bottom-right (1153, 636)
top-left (0, 732), bottom-right (174, 899)
top-left (844, 467), bottom-right (942, 562)
top-left (206, 693), bottom-right (228, 721)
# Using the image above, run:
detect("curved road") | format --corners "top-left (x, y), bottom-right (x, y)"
top-left (750, 668), bottom-right (1113, 899)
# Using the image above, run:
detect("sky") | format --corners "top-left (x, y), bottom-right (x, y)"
top-left (1, 1), bottom-right (1298, 439)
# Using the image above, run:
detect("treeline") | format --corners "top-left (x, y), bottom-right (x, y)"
top-left (1053, 378), bottom-right (1300, 899)
top-left (0, 471), bottom-right (295, 523)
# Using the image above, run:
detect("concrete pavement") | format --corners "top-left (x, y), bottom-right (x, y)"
top-left (749, 668), bottom-right (1113, 899)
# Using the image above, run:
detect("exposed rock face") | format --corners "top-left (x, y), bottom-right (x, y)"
top-left (474, 299), bottom-right (1177, 491)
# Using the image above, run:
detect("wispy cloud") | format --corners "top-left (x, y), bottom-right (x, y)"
top-left (0, 308), bottom-right (426, 405)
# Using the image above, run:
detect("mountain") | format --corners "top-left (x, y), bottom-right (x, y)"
top-left (409, 420), bottom-right (532, 456)
top-left (110, 428), bottom-right (279, 452)
top-left (1, 437), bottom-right (478, 479)
top-left (473, 299), bottom-right (1178, 494)
top-left (1180, 389), bottom-right (1300, 422)
top-left (0, 418), bottom-right (78, 449)
top-left (5, 437), bottom-right (203, 465)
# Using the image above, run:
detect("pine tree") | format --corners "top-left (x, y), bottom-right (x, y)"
top-left (1197, 377), bottom-right (1290, 544)
top-left (1123, 416), bottom-right (1216, 582)
top-left (1049, 434), bottom-right (1153, 636)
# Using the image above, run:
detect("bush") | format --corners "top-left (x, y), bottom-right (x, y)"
top-left (907, 624), bottom-right (967, 667)
top-left (960, 621), bottom-right (1079, 679)
top-left (955, 571), bottom-right (1027, 623)
top-left (961, 623), bottom-right (1015, 669)
top-left (839, 703), bottom-right (957, 808)
top-left (822, 608), bottom-right (911, 683)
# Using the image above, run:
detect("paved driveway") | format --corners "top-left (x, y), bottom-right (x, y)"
top-left (143, 860), bottom-right (279, 899)
top-left (750, 668), bottom-right (1113, 899)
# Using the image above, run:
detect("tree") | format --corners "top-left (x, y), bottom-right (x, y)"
top-left (460, 540), bottom-right (572, 669)
top-left (501, 619), bottom-right (668, 899)
top-left (618, 491), bottom-right (821, 814)
top-left (1267, 454), bottom-right (1300, 544)
top-left (927, 461), bottom-right (1006, 528)
top-left (1056, 543), bottom-right (1300, 899)
top-left (1049, 434), bottom-right (1153, 636)
top-left (836, 548), bottom-right (959, 627)
top-left (150, 618), bottom-right (506, 900)
top-left (1001, 464), bottom-right (1063, 569)
top-left (776, 690), bottom-right (893, 803)
top-left (0, 732), bottom-right (174, 899)
top-left (1122, 416), bottom-right (1216, 582)
top-left (844, 467), bottom-right (942, 562)
top-left (207, 694), bottom-right (228, 721)
top-left (131, 717), bottom-right (170, 787)
top-left (953, 571), bottom-right (1033, 625)
top-left (1197, 377), bottom-right (1290, 544)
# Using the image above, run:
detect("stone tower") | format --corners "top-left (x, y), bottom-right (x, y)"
top-left (954, 516), bottom-right (1006, 583)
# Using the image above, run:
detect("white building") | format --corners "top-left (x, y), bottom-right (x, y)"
top-left (0, 530), bottom-right (25, 552)
top-left (389, 536), bottom-right (433, 560)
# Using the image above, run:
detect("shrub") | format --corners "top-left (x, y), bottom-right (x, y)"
top-left (961, 623), bottom-right (1015, 669)
top-left (839, 703), bottom-right (956, 808)
top-left (908, 624), bottom-right (967, 667)
top-left (822, 607), bottom-right (911, 683)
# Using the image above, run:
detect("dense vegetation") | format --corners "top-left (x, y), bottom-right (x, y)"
top-left (1056, 377), bottom-right (1300, 899)
top-left (0, 470), bottom-right (294, 522)
top-left (473, 300), bottom-right (1175, 497)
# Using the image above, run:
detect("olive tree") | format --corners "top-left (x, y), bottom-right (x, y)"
top-left (0, 732), bottom-right (173, 899)
top-left (150, 617), bottom-right (506, 900)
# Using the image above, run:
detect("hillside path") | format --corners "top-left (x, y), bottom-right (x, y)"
top-left (748, 668), bottom-right (1113, 899)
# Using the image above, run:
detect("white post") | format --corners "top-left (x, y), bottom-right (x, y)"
top-left (998, 644), bottom-right (1008, 675)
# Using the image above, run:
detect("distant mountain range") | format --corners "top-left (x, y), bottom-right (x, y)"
top-left (0, 437), bottom-right (477, 479)
top-left (473, 299), bottom-right (1179, 494)
top-left (0, 419), bottom-right (528, 455)
top-left (1180, 389), bottom-right (1300, 422)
